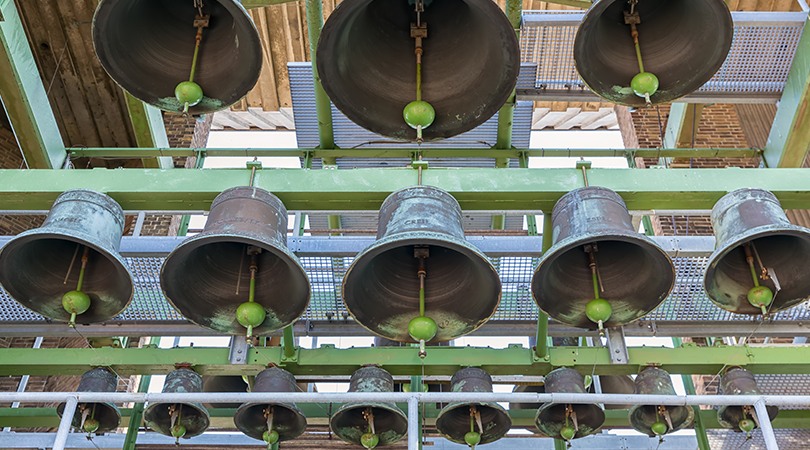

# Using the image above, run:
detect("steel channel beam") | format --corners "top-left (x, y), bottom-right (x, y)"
top-left (522, 11), bottom-right (808, 27)
top-left (663, 103), bottom-right (704, 150)
top-left (3, 167), bottom-right (810, 211)
top-left (124, 93), bottom-right (173, 169)
top-left (516, 88), bottom-right (782, 103)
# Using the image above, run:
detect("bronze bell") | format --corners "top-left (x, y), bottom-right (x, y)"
top-left (705, 188), bottom-right (810, 315)
top-left (574, 0), bottom-right (732, 107)
top-left (717, 367), bottom-right (778, 432)
top-left (202, 376), bottom-right (248, 409)
top-left (628, 367), bottom-right (694, 437)
top-left (144, 368), bottom-right (210, 440)
top-left (93, 0), bottom-right (262, 115)
top-left (598, 375), bottom-right (636, 410)
top-left (57, 368), bottom-right (121, 434)
top-left (436, 368), bottom-right (512, 445)
top-left (531, 187), bottom-right (675, 331)
top-left (0, 189), bottom-right (133, 325)
top-left (342, 186), bottom-right (501, 343)
top-left (235, 367), bottom-right (307, 443)
top-left (161, 187), bottom-right (310, 337)
top-left (535, 367), bottom-right (605, 440)
top-left (330, 366), bottom-right (408, 447)
top-left (317, 0), bottom-right (520, 141)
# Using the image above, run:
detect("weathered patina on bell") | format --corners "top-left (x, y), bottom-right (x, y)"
top-left (330, 366), bottom-right (408, 447)
top-left (0, 189), bottom-right (133, 325)
top-left (144, 368), bottom-right (210, 439)
top-left (161, 187), bottom-right (310, 336)
top-left (235, 367), bottom-right (307, 443)
top-left (342, 186), bottom-right (501, 343)
top-left (535, 367), bottom-right (605, 440)
top-left (56, 367), bottom-right (121, 434)
top-left (202, 375), bottom-right (248, 409)
top-left (717, 367), bottom-right (778, 432)
top-left (705, 188), bottom-right (810, 315)
top-left (628, 367), bottom-right (694, 436)
top-left (599, 375), bottom-right (636, 410)
top-left (436, 367), bottom-right (511, 445)
top-left (92, 0), bottom-right (262, 115)
top-left (531, 187), bottom-right (675, 330)
top-left (574, 0), bottom-right (732, 107)
top-left (317, 0), bottom-right (520, 141)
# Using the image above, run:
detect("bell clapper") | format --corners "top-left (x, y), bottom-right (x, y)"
top-left (175, 1), bottom-right (210, 115)
top-left (360, 407), bottom-right (380, 449)
top-left (743, 242), bottom-right (774, 316)
top-left (262, 406), bottom-right (279, 449)
top-left (409, 248), bottom-right (437, 358)
top-left (464, 406), bottom-right (483, 449)
top-left (625, 0), bottom-right (658, 107)
top-left (559, 404), bottom-right (577, 444)
top-left (403, 0), bottom-right (435, 143)
top-left (236, 248), bottom-right (266, 343)
top-left (584, 245), bottom-right (612, 335)
top-left (169, 404), bottom-right (186, 445)
top-left (651, 406), bottom-right (669, 440)
top-left (62, 246), bottom-right (92, 328)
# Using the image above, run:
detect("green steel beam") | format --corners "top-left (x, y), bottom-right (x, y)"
top-left (124, 93), bottom-right (173, 169)
top-left (305, 0), bottom-right (335, 150)
top-left (0, 0), bottom-right (65, 169)
top-left (2, 167), bottom-right (810, 211)
top-left (663, 103), bottom-right (704, 150)
top-left (764, 16), bottom-right (810, 168)
top-left (240, 0), bottom-right (592, 9)
top-left (673, 338), bottom-right (710, 450)
top-left (1, 344), bottom-right (809, 377)
top-left (123, 337), bottom-right (159, 450)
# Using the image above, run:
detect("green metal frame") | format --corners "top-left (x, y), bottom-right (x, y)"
top-left (124, 93), bottom-right (173, 170)
top-left (240, 0), bottom-right (593, 9)
top-left (663, 103), bottom-right (704, 150)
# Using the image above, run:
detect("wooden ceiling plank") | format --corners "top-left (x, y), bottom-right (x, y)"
top-left (266, 5), bottom-right (294, 109)
top-left (250, 9), bottom-right (281, 111)
top-left (285, 3), bottom-right (307, 62)
top-left (300, 1), bottom-right (311, 61)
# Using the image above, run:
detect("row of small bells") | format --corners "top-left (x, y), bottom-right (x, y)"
top-left (59, 364), bottom-right (776, 447)
top-left (90, 0), bottom-right (734, 139)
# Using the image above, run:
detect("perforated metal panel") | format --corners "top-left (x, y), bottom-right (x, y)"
top-left (707, 429), bottom-right (810, 450)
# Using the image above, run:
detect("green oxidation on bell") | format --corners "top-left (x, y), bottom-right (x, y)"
top-left (403, 101), bottom-right (435, 130)
top-left (716, 367), bottom-right (778, 431)
top-left (143, 369), bottom-right (210, 439)
top-left (629, 367), bottom-right (694, 437)
top-left (175, 81), bottom-right (204, 107)
top-left (631, 72), bottom-right (659, 98)
top-left (57, 368), bottom-right (122, 433)
top-left (436, 368), bottom-right (511, 445)
top-left (156, 96), bottom-right (224, 113)
top-left (234, 367), bottom-right (307, 442)
top-left (535, 368), bottom-right (605, 440)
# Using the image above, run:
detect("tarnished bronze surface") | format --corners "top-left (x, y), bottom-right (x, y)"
top-left (202, 376), bottom-right (248, 409)
top-left (161, 187), bottom-right (310, 335)
top-left (144, 368), bottom-right (210, 438)
top-left (531, 187), bottom-right (675, 329)
top-left (628, 367), bottom-right (694, 436)
top-left (0, 189), bottom-right (133, 324)
top-left (574, 0), bottom-right (732, 107)
top-left (599, 375), bottom-right (635, 410)
top-left (436, 367), bottom-right (511, 445)
top-left (535, 367), bottom-right (605, 439)
top-left (717, 367), bottom-right (778, 431)
top-left (235, 367), bottom-right (307, 442)
top-left (330, 367), bottom-right (407, 446)
top-left (56, 367), bottom-right (121, 433)
top-left (705, 188), bottom-right (810, 314)
top-left (317, 0), bottom-right (519, 141)
top-left (343, 186), bottom-right (501, 342)
top-left (93, 0), bottom-right (262, 115)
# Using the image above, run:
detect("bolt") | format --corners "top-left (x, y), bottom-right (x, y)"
top-left (615, 349), bottom-right (620, 353)
top-left (237, 349), bottom-right (243, 354)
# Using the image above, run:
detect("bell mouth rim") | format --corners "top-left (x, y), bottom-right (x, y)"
top-left (329, 403), bottom-right (408, 446)
top-left (627, 403), bottom-right (695, 436)
top-left (57, 401), bottom-right (122, 433)
top-left (435, 402), bottom-right (511, 445)
top-left (143, 401), bottom-right (211, 438)
top-left (717, 404), bottom-right (779, 431)
top-left (534, 402), bottom-right (605, 439)
top-left (233, 402), bottom-right (307, 441)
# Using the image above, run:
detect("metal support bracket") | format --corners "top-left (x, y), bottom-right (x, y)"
top-left (605, 326), bottom-right (629, 365)
top-left (228, 337), bottom-right (249, 365)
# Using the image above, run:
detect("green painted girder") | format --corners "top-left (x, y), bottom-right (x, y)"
top-left (0, 344), bottom-right (809, 377)
top-left (765, 16), bottom-right (810, 168)
top-left (123, 93), bottom-right (173, 170)
top-left (240, 0), bottom-right (593, 9)
top-left (663, 103), bottom-right (704, 150)
top-left (0, 166), bottom-right (809, 211)
top-left (0, 0), bottom-right (65, 169)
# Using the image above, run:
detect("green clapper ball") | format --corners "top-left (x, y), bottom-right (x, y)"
top-left (263, 429), bottom-right (279, 444)
top-left (175, 81), bottom-right (204, 107)
top-left (560, 426), bottom-right (576, 441)
top-left (651, 421), bottom-right (668, 436)
top-left (403, 101), bottom-right (436, 130)
top-left (748, 286), bottom-right (773, 308)
top-left (236, 302), bottom-right (266, 328)
top-left (408, 316), bottom-right (438, 342)
top-left (83, 418), bottom-right (100, 433)
top-left (739, 419), bottom-right (756, 433)
top-left (171, 424), bottom-right (187, 439)
top-left (585, 299), bottom-right (612, 324)
top-left (360, 432), bottom-right (379, 449)
top-left (62, 291), bottom-right (91, 316)
top-left (465, 431), bottom-right (481, 447)
top-left (631, 72), bottom-right (659, 98)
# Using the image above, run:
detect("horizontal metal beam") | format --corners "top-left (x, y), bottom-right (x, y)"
top-left (516, 88), bottom-right (781, 104)
top-left (0, 344), bottom-right (809, 376)
top-left (522, 11), bottom-right (808, 28)
top-left (2, 167), bottom-right (810, 211)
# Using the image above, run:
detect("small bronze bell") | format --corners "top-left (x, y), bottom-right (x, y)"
top-left (57, 367), bottom-right (121, 434)
top-left (235, 367), bottom-right (307, 444)
top-left (717, 367), bottom-right (778, 432)
top-left (144, 368), bottom-right (210, 441)
top-left (535, 367), bottom-right (605, 441)
top-left (628, 367), bottom-right (694, 437)
top-left (436, 367), bottom-right (511, 446)
top-left (330, 366), bottom-right (408, 447)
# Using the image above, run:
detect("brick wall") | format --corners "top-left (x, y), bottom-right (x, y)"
top-left (0, 126), bottom-right (44, 234)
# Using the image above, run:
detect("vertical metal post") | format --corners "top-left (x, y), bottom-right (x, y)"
top-left (305, 0), bottom-right (335, 150)
top-left (407, 396), bottom-right (419, 450)
top-left (282, 326), bottom-right (296, 358)
top-left (672, 337), bottom-right (711, 450)
top-left (534, 213), bottom-right (552, 359)
top-left (176, 153), bottom-right (206, 237)
top-left (53, 396), bottom-right (77, 450)
top-left (755, 399), bottom-right (780, 450)
top-left (132, 211), bottom-right (146, 237)
top-left (3, 337), bottom-right (43, 432)
top-left (410, 375), bottom-right (423, 449)
top-left (123, 337), bottom-right (160, 450)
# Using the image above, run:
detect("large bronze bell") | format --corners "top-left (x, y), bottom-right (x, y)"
top-left (330, 366), bottom-right (408, 447)
top-left (57, 368), bottom-right (121, 434)
top-left (93, 0), bottom-right (262, 115)
top-left (531, 187), bottom-right (675, 330)
top-left (144, 368), bottom-right (210, 440)
top-left (704, 188), bottom-right (810, 315)
top-left (598, 375), bottom-right (635, 410)
top-left (235, 367), bottom-right (307, 443)
top-left (574, 0), bottom-right (732, 107)
top-left (628, 367), bottom-right (694, 437)
top-left (535, 367), bottom-right (605, 440)
top-left (161, 187), bottom-right (310, 336)
top-left (0, 189), bottom-right (133, 325)
top-left (342, 186), bottom-right (501, 343)
top-left (202, 375), bottom-right (248, 409)
top-left (717, 367), bottom-right (778, 432)
top-left (317, 0), bottom-right (520, 141)
top-left (436, 368), bottom-right (511, 445)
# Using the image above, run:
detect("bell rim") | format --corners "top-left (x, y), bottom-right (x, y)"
top-left (717, 404), bottom-right (779, 431)
top-left (435, 401), bottom-right (512, 445)
top-left (703, 224), bottom-right (810, 314)
top-left (160, 230), bottom-right (311, 335)
top-left (341, 231), bottom-right (502, 343)
top-left (329, 402), bottom-right (408, 446)
top-left (57, 401), bottom-right (122, 434)
top-left (534, 402), bottom-right (606, 439)
top-left (233, 402), bottom-right (307, 441)
top-left (143, 401), bottom-right (211, 438)
top-left (627, 403), bottom-right (695, 437)
top-left (531, 229), bottom-right (675, 328)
